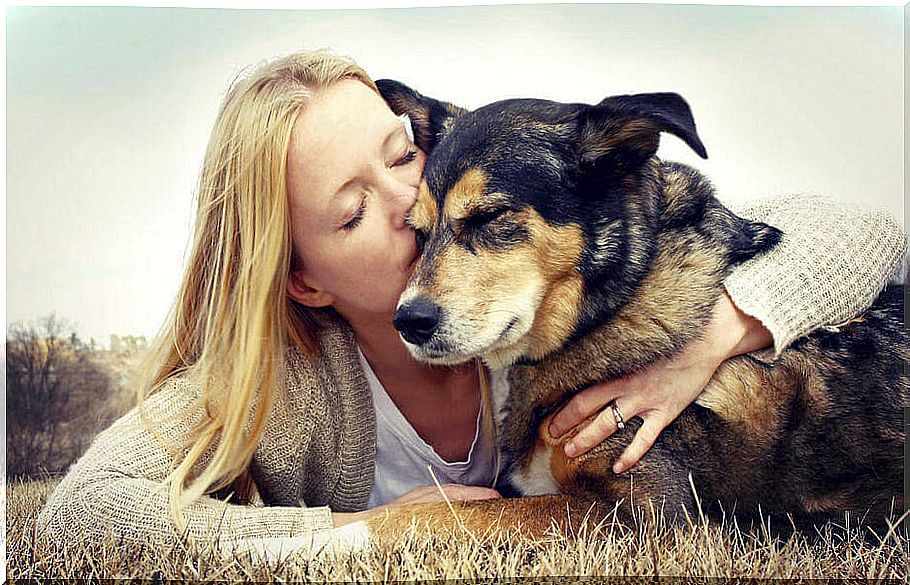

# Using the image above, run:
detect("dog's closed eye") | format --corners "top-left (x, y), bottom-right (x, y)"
top-left (466, 207), bottom-right (510, 229)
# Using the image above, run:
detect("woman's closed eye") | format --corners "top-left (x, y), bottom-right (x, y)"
top-left (341, 197), bottom-right (367, 231)
top-left (393, 147), bottom-right (418, 168)
top-left (340, 143), bottom-right (417, 232)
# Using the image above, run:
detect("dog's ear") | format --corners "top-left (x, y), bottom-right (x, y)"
top-left (578, 92), bottom-right (708, 177)
top-left (375, 79), bottom-right (468, 154)
top-left (728, 218), bottom-right (783, 265)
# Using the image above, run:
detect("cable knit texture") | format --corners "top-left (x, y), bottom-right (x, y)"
top-left (35, 195), bottom-right (906, 549)
top-left (725, 194), bottom-right (906, 360)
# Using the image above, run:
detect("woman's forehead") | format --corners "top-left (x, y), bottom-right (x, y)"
top-left (286, 80), bottom-right (400, 208)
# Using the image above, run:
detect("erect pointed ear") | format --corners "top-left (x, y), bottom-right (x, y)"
top-left (375, 79), bottom-right (468, 154)
top-left (578, 92), bottom-right (708, 177)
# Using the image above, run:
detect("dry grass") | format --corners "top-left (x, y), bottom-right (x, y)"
top-left (7, 478), bottom-right (909, 581)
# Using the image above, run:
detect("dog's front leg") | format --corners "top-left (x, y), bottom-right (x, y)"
top-left (365, 495), bottom-right (606, 543)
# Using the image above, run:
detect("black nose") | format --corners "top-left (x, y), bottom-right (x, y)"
top-left (393, 297), bottom-right (441, 346)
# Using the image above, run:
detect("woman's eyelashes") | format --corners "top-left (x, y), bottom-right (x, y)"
top-left (394, 147), bottom-right (418, 167)
top-left (341, 197), bottom-right (367, 231)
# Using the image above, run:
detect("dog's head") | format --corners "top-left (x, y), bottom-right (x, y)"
top-left (378, 80), bottom-right (713, 368)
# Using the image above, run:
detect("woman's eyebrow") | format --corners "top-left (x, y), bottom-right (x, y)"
top-left (329, 179), bottom-right (358, 207)
top-left (381, 122), bottom-right (408, 152)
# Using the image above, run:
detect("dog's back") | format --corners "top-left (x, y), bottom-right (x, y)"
top-left (756, 284), bottom-right (908, 521)
top-left (691, 284), bottom-right (907, 520)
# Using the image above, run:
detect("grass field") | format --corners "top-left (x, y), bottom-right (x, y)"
top-left (7, 477), bottom-right (909, 580)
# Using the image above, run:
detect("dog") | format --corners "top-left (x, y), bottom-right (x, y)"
top-left (362, 79), bottom-right (908, 539)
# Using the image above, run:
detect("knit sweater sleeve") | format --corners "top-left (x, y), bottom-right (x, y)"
top-left (34, 376), bottom-right (334, 550)
top-left (723, 193), bottom-right (906, 358)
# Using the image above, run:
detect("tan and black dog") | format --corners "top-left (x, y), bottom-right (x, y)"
top-left (369, 79), bottom-right (908, 536)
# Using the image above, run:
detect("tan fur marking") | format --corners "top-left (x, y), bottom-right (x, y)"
top-left (365, 495), bottom-right (604, 542)
top-left (523, 212), bottom-right (585, 360)
top-left (583, 119), bottom-right (659, 162)
top-left (424, 231), bottom-right (531, 302)
top-left (696, 360), bottom-right (780, 436)
top-left (697, 353), bottom-right (831, 445)
top-left (409, 181), bottom-right (437, 231)
top-left (443, 168), bottom-right (489, 221)
top-left (528, 228), bottom-right (728, 407)
top-left (419, 218), bottom-right (543, 360)
top-left (517, 412), bottom-right (604, 494)
top-left (419, 205), bottom-right (583, 367)
top-left (538, 414), bottom-right (577, 489)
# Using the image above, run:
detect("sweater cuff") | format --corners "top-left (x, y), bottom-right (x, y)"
top-left (723, 280), bottom-right (792, 363)
top-left (216, 504), bottom-right (336, 559)
top-left (291, 505), bottom-right (334, 535)
top-left (213, 501), bottom-right (335, 541)
top-left (217, 506), bottom-right (365, 561)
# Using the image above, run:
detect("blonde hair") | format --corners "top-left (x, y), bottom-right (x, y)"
top-left (138, 50), bottom-right (376, 528)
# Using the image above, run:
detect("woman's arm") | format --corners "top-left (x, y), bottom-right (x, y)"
top-left (724, 194), bottom-right (905, 356)
top-left (549, 194), bottom-right (906, 470)
top-left (36, 374), bottom-right (501, 558)
top-left (34, 377), bottom-right (334, 551)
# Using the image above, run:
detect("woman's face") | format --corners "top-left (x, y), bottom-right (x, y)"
top-left (286, 79), bottom-right (426, 324)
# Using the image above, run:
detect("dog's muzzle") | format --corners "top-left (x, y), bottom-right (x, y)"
top-left (393, 297), bottom-right (441, 346)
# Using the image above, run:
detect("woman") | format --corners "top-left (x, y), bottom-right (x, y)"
top-left (36, 50), bottom-right (905, 550)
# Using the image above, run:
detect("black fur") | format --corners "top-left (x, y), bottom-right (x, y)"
top-left (379, 79), bottom-right (908, 532)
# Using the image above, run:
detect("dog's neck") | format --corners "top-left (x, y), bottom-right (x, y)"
top-left (514, 161), bottom-right (733, 409)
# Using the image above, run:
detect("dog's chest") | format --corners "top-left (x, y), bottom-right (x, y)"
top-left (492, 366), bottom-right (560, 495)
top-left (497, 366), bottom-right (577, 496)
top-left (508, 441), bottom-right (561, 495)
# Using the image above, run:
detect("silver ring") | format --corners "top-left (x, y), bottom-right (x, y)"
top-left (610, 400), bottom-right (625, 430)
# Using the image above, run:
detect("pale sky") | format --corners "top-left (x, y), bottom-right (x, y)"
top-left (5, 5), bottom-right (904, 344)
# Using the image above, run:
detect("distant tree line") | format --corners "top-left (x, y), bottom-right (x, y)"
top-left (6, 314), bottom-right (138, 478)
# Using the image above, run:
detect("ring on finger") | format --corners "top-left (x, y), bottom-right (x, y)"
top-left (609, 400), bottom-right (625, 430)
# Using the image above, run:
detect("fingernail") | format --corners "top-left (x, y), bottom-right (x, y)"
top-left (564, 442), bottom-right (578, 457)
top-left (549, 422), bottom-right (561, 437)
top-left (613, 461), bottom-right (624, 474)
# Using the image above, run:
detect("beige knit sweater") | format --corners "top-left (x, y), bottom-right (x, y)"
top-left (35, 194), bottom-right (906, 549)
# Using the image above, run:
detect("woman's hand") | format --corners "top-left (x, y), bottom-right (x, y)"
top-left (548, 289), bottom-right (773, 474)
top-left (385, 484), bottom-right (501, 506)
top-left (333, 484), bottom-right (500, 527)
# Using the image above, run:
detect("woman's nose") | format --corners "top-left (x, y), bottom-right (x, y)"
top-left (385, 177), bottom-right (419, 229)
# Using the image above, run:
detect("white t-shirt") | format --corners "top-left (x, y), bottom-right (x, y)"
top-left (357, 347), bottom-right (509, 508)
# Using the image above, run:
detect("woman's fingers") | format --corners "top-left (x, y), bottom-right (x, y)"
top-left (613, 415), bottom-right (666, 473)
top-left (392, 484), bottom-right (501, 506)
top-left (549, 378), bottom-right (628, 439)
top-left (563, 395), bottom-right (639, 458)
top-left (443, 485), bottom-right (501, 500)
top-left (430, 484), bottom-right (500, 502)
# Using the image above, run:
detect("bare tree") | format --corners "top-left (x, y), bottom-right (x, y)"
top-left (6, 315), bottom-right (116, 477)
